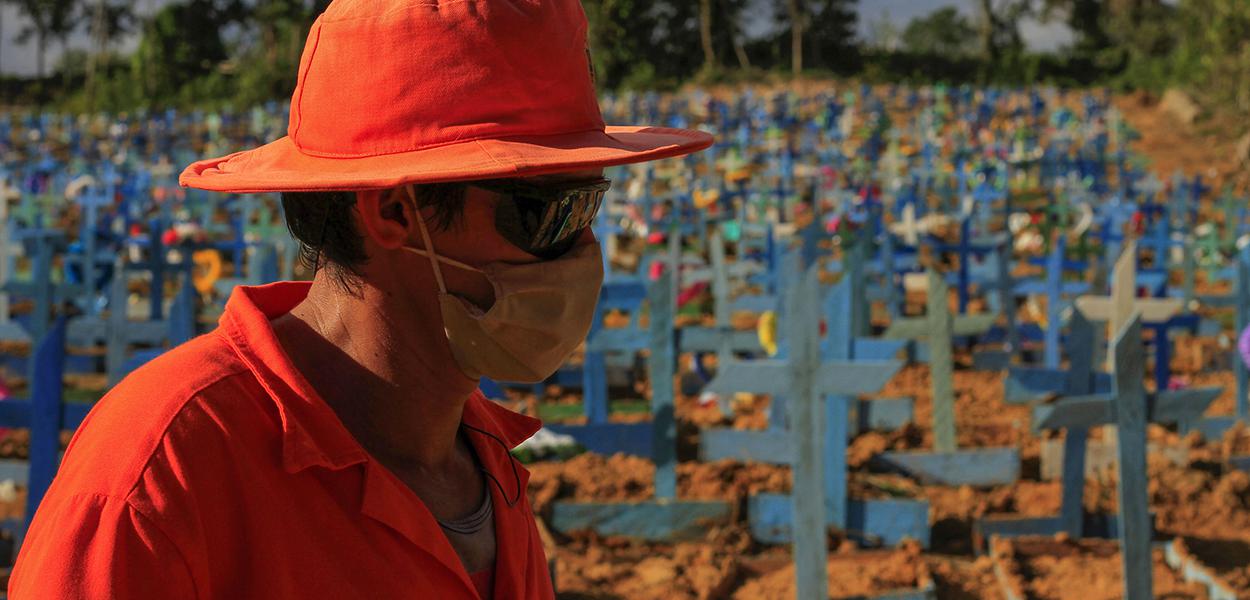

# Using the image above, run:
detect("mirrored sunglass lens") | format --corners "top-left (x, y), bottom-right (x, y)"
top-left (491, 180), bottom-right (609, 257)
top-left (530, 191), bottom-right (601, 254)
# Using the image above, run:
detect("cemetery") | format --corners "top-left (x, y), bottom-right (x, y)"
top-left (0, 0), bottom-right (1245, 594)
top-left (2, 63), bottom-right (1250, 600)
top-left (0, 45), bottom-right (1250, 600)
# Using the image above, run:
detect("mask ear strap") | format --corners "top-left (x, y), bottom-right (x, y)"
top-left (406, 185), bottom-right (447, 294)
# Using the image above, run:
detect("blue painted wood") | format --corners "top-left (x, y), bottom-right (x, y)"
top-left (4, 228), bottom-right (60, 344)
top-left (828, 392), bottom-right (850, 531)
top-left (585, 328), bottom-right (650, 353)
top-left (1110, 317), bottom-right (1152, 600)
top-left (927, 270), bottom-right (957, 453)
top-left (703, 362), bottom-right (792, 396)
top-left (679, 328), bottom-right (760, 353)
top-left (551, 268), bottom-right (732, 541)
top-left (1004, 369), bottom-right (1111, 405)
top-left (478, 378), bottom-right (506, 401)
top-left (581, 277), bottom-right (648, 425)
top-left (549, 500), bottom-right (734, 541)
top-left (788, 265), bottom-right (828, 600)
top-left (854, 338), bottom-right (909, 361)
top-left (1005, 309), bottom-right (1106, 406)
top-left (700, 428), bottom-right (791, 463)
top-left (856, 397), bottom-right (915, 434)
top-left (976, 516), bottom-right (1063, 540)
top-left (1230, 455), bottom-right (1250, 472)
top-left (702, 396), bottom-right (915, 462)
top-left (23, 316), bottom-right (66, 544)
top-left (814, 363), bottom-right (902, 396)
top-left (875, 448), bottom-right (1021, 487)
top-left (1060, 310), bottom-right (1095, 537)
top-left (1144, 314), bottom-right (1199, 394)
top-left (749, 493), bottom-right (931, 548)
top-left (1032, 388), bottom-right (1220, 431)
top-left (0, 399), bottom-right (90, 432)
top-left (648, 271), bottom-right (676, 499)
top-left (1192, 416), bottom-right (1239, 441)
top-left (544, 423), bottom-right (653, 457)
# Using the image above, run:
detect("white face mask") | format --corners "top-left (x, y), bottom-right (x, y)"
top-left (403, 186), bottom-right (604, 383)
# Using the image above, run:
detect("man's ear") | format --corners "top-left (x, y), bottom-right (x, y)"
top-left (356, 188), bottom-right (417, 250)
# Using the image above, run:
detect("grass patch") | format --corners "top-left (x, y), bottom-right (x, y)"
top-left (538, 398), bottom-right (650, 422)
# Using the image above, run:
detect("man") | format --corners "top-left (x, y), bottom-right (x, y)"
top-left (9, 0), bottom-right (710, 598)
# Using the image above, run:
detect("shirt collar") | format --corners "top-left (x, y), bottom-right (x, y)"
top-left (217, 281), bottom-right (542, 474)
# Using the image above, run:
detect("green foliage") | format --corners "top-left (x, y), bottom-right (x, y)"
top-left (582, 0), bottom-right (667, 89)
top-left (11, 0), bottom-right (80, 78)
top-left (1, 0), bottom-right (1247, 122)
top-left (1168, 0), bottom-right (1250, 112)
top-left (130, 1), bottom-right (231, 108)
top-left (900, 7), bottom-right (977, 57)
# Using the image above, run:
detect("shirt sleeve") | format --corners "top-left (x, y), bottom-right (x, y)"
top-left (8, 492), bottom-right (198, 599)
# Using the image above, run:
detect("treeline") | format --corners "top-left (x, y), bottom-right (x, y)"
top-left (2, 0), bottom-right (1248, 117)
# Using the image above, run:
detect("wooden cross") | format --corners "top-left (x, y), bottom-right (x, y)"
top-left (928, 215), bottom-right (1009, 313)
top-left (548, 233), bottom-right (683, 456)
top-left (704, 260), bottom-right (905, 599)
top-left (67, 177), bottom-right (113, 317)
top-left (550, 270), bottom-right (732, 541)
top-left (1015, 235), bottom-right (1090, 368)
top-left (1187, 246), bottom-right (1250, 437)
top-left (0, 316), bottom-right (71, 547)
top-left (5, 227), bottom-right (70, 344)
top-left (1218, 186), bottom-right (1243, 250)
top-left (0, 182), bottom-right (28, 342)
top-left (1032, 315), bottom-right (1219, 599)
top-left (980, 311), bottom-right (1219, 563)
top-left (883, 269), bottom-right (994, 453)
top-left (877, 267), bottom-right (1020, 487)
top-left (1075, 241), bottom-right (1182, 368)
top-left (68, 255), bottom-right (196, 386)
top-left (888, 201), bottom-right (953, 247)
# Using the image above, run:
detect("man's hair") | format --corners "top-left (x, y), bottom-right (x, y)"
top-left (280, 183), bottom-right (468, 290)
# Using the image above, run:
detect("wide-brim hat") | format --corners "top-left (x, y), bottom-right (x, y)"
top-left (179, 0), bottom-right (712, 193)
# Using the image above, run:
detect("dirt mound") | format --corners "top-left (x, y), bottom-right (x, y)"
top-left (732, 542), bottom-right (928, 600)
top-left (553, 531), bottom-right (747, 600)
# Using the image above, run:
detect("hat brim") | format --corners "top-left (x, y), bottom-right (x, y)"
top-left (179, 126), bottom-right (713, 193)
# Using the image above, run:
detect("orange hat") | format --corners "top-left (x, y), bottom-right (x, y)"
top-left (179, 0), bottom-right (713, 193)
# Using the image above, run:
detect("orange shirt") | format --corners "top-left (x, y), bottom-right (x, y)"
top-left (10, 282), bottom-right (554, 599)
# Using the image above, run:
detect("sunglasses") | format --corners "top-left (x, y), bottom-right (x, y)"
top-left (472, 177), bottom-right (610, 259)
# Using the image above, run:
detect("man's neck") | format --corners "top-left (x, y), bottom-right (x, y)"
top-left (272, 274), bottom-right (479, 471)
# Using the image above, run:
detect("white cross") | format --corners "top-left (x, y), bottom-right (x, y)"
top-left (889, 203), bottom-right (953, 247)
top-left (1075, 241), bottom-right (1182, 368)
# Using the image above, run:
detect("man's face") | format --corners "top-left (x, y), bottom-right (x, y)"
top-left (412, 167), bottom-right (605, 310)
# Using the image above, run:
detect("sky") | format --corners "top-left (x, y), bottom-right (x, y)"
top-left (857, 0), bottom-right (1074, 51)
top-left (0, 0), bottom-right (1075, 77)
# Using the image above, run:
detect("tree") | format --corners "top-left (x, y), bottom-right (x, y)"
top-left (84, 0), bottom-right (136, 110)
top-left (699, 0), bottom-right (716, 71)
top-left (1169, 0), bottom-right (1250, 112)
top-left (12, 0), bottom-right (80, 79)
top-left (582, 0), bottom-right (669, 88)
top-left (768, 0), bottom-right (858, 75)
top-left (976, 0), bottom-right (1031, 80)
top-left (229, 0), bottom-right (324, 104)
top-left (806, 0), bottom-right (858, 72)
top-left (1039, 0), bottom-right (1111, 58)
top-left (722, 0), bottom-right (753, 69)
top-left (131, 0), bottom-right (239, 106)
top-left (785, 0), bottom-right (803, 73)
top-left (902, 7), bottom-right (977, 57)
top-left (865, 9), bottom-right (900, 52)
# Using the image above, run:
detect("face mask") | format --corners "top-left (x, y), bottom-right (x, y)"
top-left (403, 186), bottom-right (604, 383)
